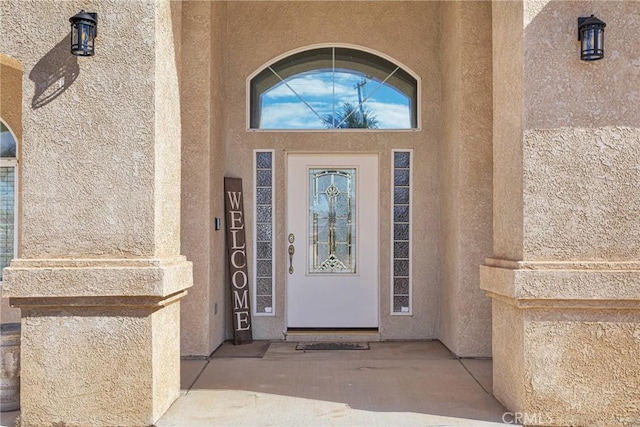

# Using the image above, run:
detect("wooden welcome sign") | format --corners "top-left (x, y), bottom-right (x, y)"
top-left (224, 177), bottom-right (253, 345)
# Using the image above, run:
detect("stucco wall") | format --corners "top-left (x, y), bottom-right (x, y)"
top-left (18, 301), bottom-right (182, 426)
top-left (180, 0), bottom-right (214, 356)
top-left (523, 127), bottom-right (640, 260)
top-left (209, 1), bottom-right (229, 349)
top-left (524, 1), bottom-right (639, 130)
top-left (1, 1), bottom-right (160, 259)
top-left (492, 0), bottom-right (524, 260)
top-left (522, 0), bottom-right (640, 261)
top-left (438, 1), bottom-right (493, 357)
top-left (154, 0), bottom-right (183, 259)
top-left (523, 308), bottom-right (640, 426)
top-left (490, 1), bottom-right (640, 262)
top-left (179, 0), bottom-right (228, 357)
top-left (439, 0), bottom-right (462, 356)
top-left (221, 1), bottom-right (441, 340)
top-left (178, 1), bottom-right (496, 348)
top-left (488, 288), bottom-right (640, 426)
top-left (1, 1), bottom-right (192, 424)
top-left (484, 1), bottom-right (640, 424)
top-left (491, 299), bottom-right (524, 411)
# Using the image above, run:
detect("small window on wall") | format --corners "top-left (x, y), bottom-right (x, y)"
top-left (0, 121), bottom-right (17, 281)
top-left (250, 47), bottom-right (418, 130)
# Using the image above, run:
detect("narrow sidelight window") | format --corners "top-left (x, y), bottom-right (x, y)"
top-left (391, 150), bottom-right (412, 314)
top-left (254, 150), bottom-right (275, 315)
top-left (0, 121), bottom-right (17, 281)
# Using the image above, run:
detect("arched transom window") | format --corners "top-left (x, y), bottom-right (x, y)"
top-left (250, 47), bottom-right (418, 130)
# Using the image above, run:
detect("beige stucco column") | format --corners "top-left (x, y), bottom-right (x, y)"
top-left (179, 0), bottom-right (228, 357)
top-left (481, 1), bottom-right (640, 426)
top-left (0, 1), bottom-right (192, 425)
top-left (438, 0), bottom-right (493, 358)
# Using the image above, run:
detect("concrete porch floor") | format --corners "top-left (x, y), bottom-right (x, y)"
top-left (0, 341), bottom-right (509, 426)
top-left (158, 341), bottom-right (509, 426)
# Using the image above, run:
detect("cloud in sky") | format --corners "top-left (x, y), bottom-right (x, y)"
top-left (259, 70), bottom-right (412, 129)
top-left (264, 73), bottom-right (355, 100)
top-left (366, 101), bottom-right (411, 129)
top-left (260, 102), bottom-right (325, 129)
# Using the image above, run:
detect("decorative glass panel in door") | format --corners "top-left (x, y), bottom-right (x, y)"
top-left (309, 169), bottom-right (356, 274)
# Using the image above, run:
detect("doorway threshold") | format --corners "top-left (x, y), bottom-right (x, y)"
top-left (285, 328), bottom-right (380, 343)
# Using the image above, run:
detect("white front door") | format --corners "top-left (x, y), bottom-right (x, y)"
top-left (286, 153), bottom-right (378, 328)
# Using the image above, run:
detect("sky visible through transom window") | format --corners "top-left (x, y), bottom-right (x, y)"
top-left (250, 48), bottom-right (418, 130)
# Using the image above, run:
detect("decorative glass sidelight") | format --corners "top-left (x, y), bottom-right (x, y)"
top-left (392, 150), bottom-right (412, 314)
top-left (0, 167), bottom-right (15, 280)
top-left (254, 150), bottom-right (275, 315)
top-left (308, 168), bottom-right (356, 274)
top-left (0, 121), bottom-right (17, 281)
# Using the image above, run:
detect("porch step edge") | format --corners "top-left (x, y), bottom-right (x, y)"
top-left (284, 331), bottom-right (380, 343)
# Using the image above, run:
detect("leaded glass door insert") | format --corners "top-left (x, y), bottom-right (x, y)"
top-left (287, 154), bottom-right (378, 328)
top-left (309, 169), bottom-right (356, 274)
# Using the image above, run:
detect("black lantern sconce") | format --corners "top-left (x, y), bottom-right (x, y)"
top-left (70, 10), bottom-right (98, 56)
top-left (578, 15), bottom-right (606, 61)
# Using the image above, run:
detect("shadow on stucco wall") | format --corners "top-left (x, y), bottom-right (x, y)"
top-left (29, 35), bottom-right (78, 109)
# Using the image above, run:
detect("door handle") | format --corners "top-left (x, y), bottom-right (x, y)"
top-left (288, 244), bottom-right (295, 274)
top-left (288, 233), bottom-right (295, 274)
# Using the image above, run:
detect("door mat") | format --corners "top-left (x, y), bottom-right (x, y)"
top-left (296, 342), bottom-right (370, 351)
top-left (210, 341), bottom-right (271, 358)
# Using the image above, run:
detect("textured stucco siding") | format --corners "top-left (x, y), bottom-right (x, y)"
top-left (491, 0), bottom-right (524, 261)
top-left (220, 1), bottom-right (444, 341)
top-left (523, 127), bottom-right (640, 260)
top-left (179, 0), bottom-right (229, 357)
top-left (484, 1), bottom-right (640, 425)
top-left (20, 307), bottom-right (155, 426)
top-left (182, 1), bottom-right (494, 353)
top-left (179, 0), bottom-right (215, 356)
top-left (1, 1), bottom-right (192, 425)
top-left (522, 309), bottom-right (640, 427)
top-left (438, 0), bottom-right (493, 357)
top-left (1, 0), bottom-right (159, 259)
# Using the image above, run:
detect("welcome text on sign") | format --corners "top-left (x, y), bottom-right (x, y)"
top-left (224, 178), bottom-right (253, 345)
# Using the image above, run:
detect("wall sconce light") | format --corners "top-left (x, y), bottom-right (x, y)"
top-left (578, 15), bottom-right (606, 61)
top-left (70, 10), bottom-right (98, 56)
